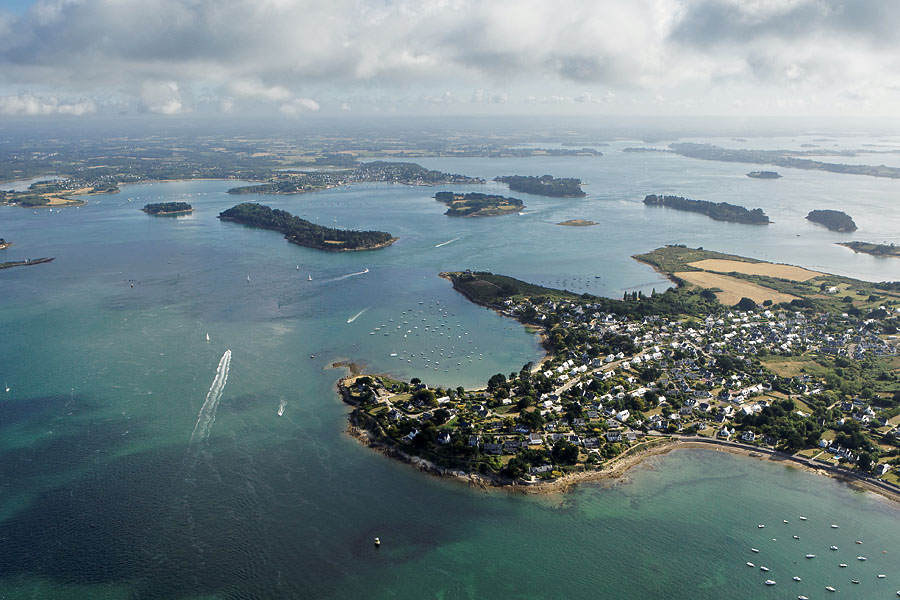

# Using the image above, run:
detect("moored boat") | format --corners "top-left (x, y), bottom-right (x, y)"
top-left (799, 516), bottom-right (808, 521)
top-left (857, 556), bottom-right (866, 561)
top-left (826, 586), bottom-right (836, 592)
top-left (793, 576), bottom-right (802, 581)
top-left (751, 548), bottom-right (760, 553)
top-left (806, 554), bottom-right (816, 559)
top-left (764, 580), bottom-right (776, 586)
top-left (830, 545), bottom-right (838, 550)
top-left (746, 562), bottom-right (755, 567)
top-left (760, 566), bottom-right (769, 572)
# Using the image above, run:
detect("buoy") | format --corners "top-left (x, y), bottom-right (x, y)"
top-left (374, 537), bottom-right (381, 547)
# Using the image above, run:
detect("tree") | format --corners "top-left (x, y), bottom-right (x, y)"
top-left (487, 373), bottom-right (507, 392)
top-left (551, 440), bottom-right (579, 465)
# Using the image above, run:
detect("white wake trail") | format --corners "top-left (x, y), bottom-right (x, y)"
top-left (347, 308), bottom-right (369, 323)
top-left (435, 237), bottom-right (460, 248)
top-left (188, 349), bottom-right (232, 449)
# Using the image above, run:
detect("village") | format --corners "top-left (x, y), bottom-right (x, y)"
top-left (343, 257), bottom-right (900, 490)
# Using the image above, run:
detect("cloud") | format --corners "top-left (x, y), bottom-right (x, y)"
top-left (279, 97), bottom-right (320, 116)
top-left (1, 0), bottom-right (899, 115)
top-left (140, 81), bottom-right (186, 114)
top-left (0, 92), bottom-right (96, 116)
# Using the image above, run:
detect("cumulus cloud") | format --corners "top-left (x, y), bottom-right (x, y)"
top-left (279, 97), bottom-right (320, 116)
top-left (0, 0), bottom-right (899, 115)
top-left (0, 92), bottom-right (96, 116)
top-left (140, 81), bottom-right (186, 114)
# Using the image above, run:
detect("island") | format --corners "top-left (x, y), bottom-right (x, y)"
top-left (838, 241), bottom-right (900, 258)
top-left (218, 203), bottom-right (396, 252)
top-left (434, 192), bottom-right (523, 217)
top-left (1, 178), bottom-right (117, 208)
top-left (557, 219), bottom-right (597, 227)
top-left (142, 202), bottom-right (193, 215)
top-left (227, 161), bottom-right (484, 195)
top-left (806, 209), bottom-right (857, 232)
top-left (494, 175), bottom-right (586, 197)
top-left (643, 194), bottom-right (771, 225)
top-left (747, 171), bottom-right (782, 179)
top-left (340, 245), bottom-right (900, 495)
top-left (0, 257), bottom-right (55, 270)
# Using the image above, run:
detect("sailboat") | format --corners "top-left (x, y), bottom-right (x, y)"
top-left (206, 333), bottom-right (210, 342)
top-left (4, 383), bottom-right (9, 393)
top-left (308, 274), bottom-right (312, 281)
top-left (296, 265), bottom-right (300, 271)
top-left (246, 275), bottom-right (251, 282)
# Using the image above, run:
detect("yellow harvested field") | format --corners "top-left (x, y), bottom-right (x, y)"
top-left (675, 271), bottom-right (798, 305)
top-left (687, 259), bottom-right (822, 281)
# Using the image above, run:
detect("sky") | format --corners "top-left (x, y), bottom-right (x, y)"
top-left (1, 0), bottom-right (900, 120)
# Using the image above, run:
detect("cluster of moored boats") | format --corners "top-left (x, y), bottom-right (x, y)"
top-left (748, 517), bottom-right (895, 597)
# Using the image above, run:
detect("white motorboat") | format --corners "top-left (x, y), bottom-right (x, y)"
top-left (830, 545), bottom-right (838, 550)
top-left (751, 548), bottom-right (760, 553)
top-left (760, 566), bottom-right (770, 572)
top-left (764, 580), bottom-right (776, 586)
top-left (831, 524), bottom-right (839, 529)
top-left (793, 576), bottom-right (802, 581)
top-left (799, 516), bottom-right (808, 521)
top-left (825, 586), bottom-right (836, 592)
top-left (839, 563), bottom-right (848, 568)
top-left (758, 524), bottom-right (766, 528)
top-left (857, 556), bottom-right (867, 561)
top-left (806, 554), bottom-right (816, 559)
top-left (746, 562), bottom-right (755, 567)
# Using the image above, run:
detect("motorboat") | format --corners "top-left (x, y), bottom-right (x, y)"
top-left (751, 548), bottom-right (760, 553)
top-left (799, 516), bottom-right (808, 521)
top-left (806, 554), bottom-right (816, 559)
top-left (758, 524), bottom-right (766, 528)
top-left (831, 524), bottom-right (839, 529)
top-left (793, 576), bottom-right (802, 581)
top-left (793, 535), bottom-right (799, 539)
top-left (764, 580), bottom-right (776, 586)
top-left (746, 562), bottom-right (755, 567)
top-left (825, 587), bottom-right (836, 592)
top-left (839, 563), bottom-right (848, 568)
top-left (830, 545), bottom-right (838, 551)
top-left (760, 566), bottom-right (770, 572)
top-left (857, 556), bottom-right (867, 561)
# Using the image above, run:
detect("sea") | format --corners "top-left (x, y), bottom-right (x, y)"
top-left (2, 134), bottom-right (900, 599)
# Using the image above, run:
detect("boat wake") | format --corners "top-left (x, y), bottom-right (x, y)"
top-left (188, 349), bottom-right (231, 450)
top-left (347, 308), bottom-right (369, 323)
top-left (435, 237), bottom-right (460, 248)
top-left (331, 268), bottom-right (370, 282)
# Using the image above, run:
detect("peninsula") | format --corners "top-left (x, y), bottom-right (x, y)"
top-left (643, 194), bottom-right (771, 225)
top-left (671, 142), bottom-right (900, 180)
top-left (806, 209), bottom-right (857, 232)
top-left (747, 171), bottom-right (781, 179)
top-left (227, 161), bottom-right (484, 195)
top-left (142, 202), bottom-right (193, 215)
top-left (494, 175), bottom-right (586, 197)
top-left (434, 192), bottom-right (523, 217)
top-left (218, 203), bottom-right (396, 252)
top-left (839, 241), bottom-right (900, 258)
top-left (342, 246), bottom-right (900, 495)
top-left (1, 178), bottom-right (116, 208)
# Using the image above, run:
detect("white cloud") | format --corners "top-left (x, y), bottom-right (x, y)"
top-left (1, 0), bottom-right (900, 116)
top-left (0, 93), bottom-right (96, 116)
top-left (140, 81), bottom-right (186, 115)
top-left (279, 97), bottom-right (320, 116)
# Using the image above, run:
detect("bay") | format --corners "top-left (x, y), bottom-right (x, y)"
top-left (1, 139), bottom-right (899, 599)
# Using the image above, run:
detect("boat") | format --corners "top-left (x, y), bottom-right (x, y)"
top-left (308, 274), bottom-right (312, 281)
top-left (296, 265), bottom-right (300, 270)
top-left (760, 566), bottom-right (769, 572)
top-left (751, 548), bottom-right (760, 553)
top-left (799, 516), bottom-right (808, 521)
top-left (793, 576), bottom-right (802, 581)
top-left (857, 556), bottom-right (867, 561)
top-left (206, 333), bottom-right (210, 342)
top-left (831, 524), bottom-right (839, 529)
top-left (793, 535), bottom-right (799, 539)
top-left (783, 520), bottom-right (789, 524)
top-left (799, 596), bottom-right (809, 600)
top-left (830, 545), bottom-right (838, 550)
top-left (374, 537), bottom-right (381, 547)
top-left (839, 563), bottom-right (848, 568)
top-left (825, 587), bottom-right (836, 592)
top-left (764, 580), bottom-right (776, 586)
top-left (246, 275), bottom-right (251, 282)
top-left (363, 268), bottom-right (369, 273)
top-left (746, 562), bottom-right (755, 567)
top-left (806, 554), bottom-right (816, 559)
top-left (389, 352), bottom-right (397, 357)
top-left (4, 383), bottom-right (8, 393)
top-left (878, 574), bottom-right (886, 578)
top-left (758, 524), bottom-right (766, 528)
top-left (852, 580), bottom-right (859, 584)
top-left (855, 540), bottom-right (863, 544)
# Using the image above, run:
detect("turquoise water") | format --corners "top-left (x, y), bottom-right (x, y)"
top-left (2, 142), bottom-right (900, 599)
